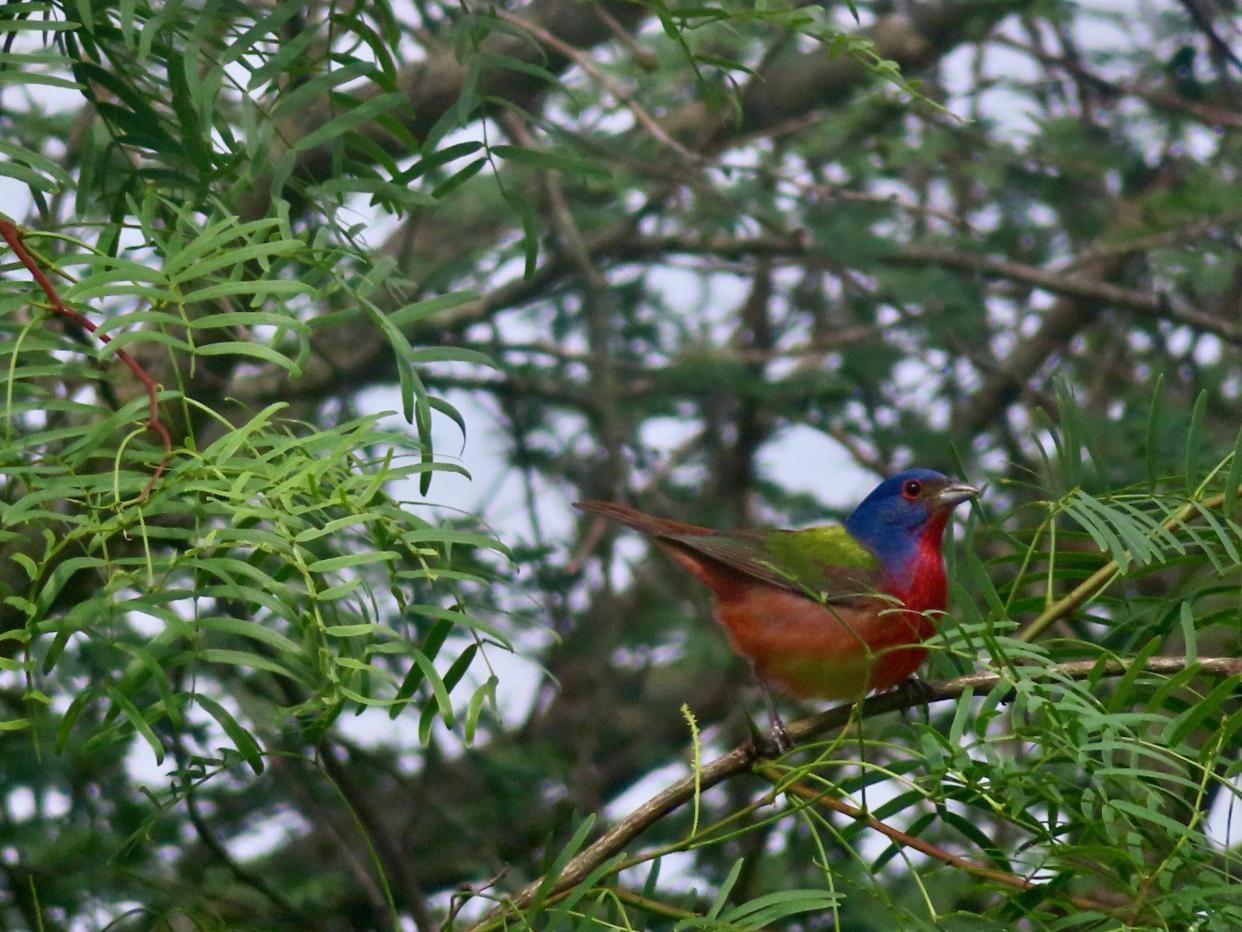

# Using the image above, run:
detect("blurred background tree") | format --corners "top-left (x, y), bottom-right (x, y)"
top-left (1, 0), bottom-right (1241, 928)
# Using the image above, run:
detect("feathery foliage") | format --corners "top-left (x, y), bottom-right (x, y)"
top-left (2, 0), bottom-right (1241, 928)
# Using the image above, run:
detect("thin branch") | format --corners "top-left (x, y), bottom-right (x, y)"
top-left (610, 886), bottom-right (701, 921)
top-left (321, 746), bottom-right (437, 932)
top-left (495, 9), bottom-right (702, 165)
top-left (496, 328), bottom-right (878, 366)
top-left (888, 245), bottom-right (1242, 344)
top-left (774, 176), bottom-right (973, 231)
top-left (591, 4), bottom-right (660, 71)
top-left (1173, 0), bottom-right (1242, 75)
top-left (575, 232), bottom-right (1242, 345)
top-left (184, 792), bottom-right (319, 928)
top-left (467, 655), bottom-right (1242, 930)
top-left (1056, 206), bottom-right (1242, 272)
top-left (996, 35), bottom-right (1242, 130)
top-left (820, 422), bottom-right (891, 476)
top-left (1019, 484), bottom-right (1242, 642)
top-left (0, 215), bottom-right (171, 496)
top-left (765, 769), bottom-right (1129, 919)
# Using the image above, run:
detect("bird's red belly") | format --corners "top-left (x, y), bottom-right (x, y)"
top-left (715, 583), bottom-right (941, 701)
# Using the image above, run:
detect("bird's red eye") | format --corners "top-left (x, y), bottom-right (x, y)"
top-left (902, 480), bottom-right (922, 500)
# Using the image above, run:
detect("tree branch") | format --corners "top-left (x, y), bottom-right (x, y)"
top-left (1018, 484), bottom-right (1242, 642)
top-left (468, 655), bottom-right (1242, 930)
top-left (229, 0), bottom-right (1027, 408)
top-left (494, 9), bottom-right (701, 164)
top-left (479, 231), bottom-right (1241, 346)
top-left (244, 0), bottom-right (650, 218)
top-left (996, 36), bottom-right (1242, 130)
top-left (891, 245), bottom-right (1242, 344)
top-left (767, 769), bottom-right (1132, 920)
top-left (184, 791), bottom-right (317, 928)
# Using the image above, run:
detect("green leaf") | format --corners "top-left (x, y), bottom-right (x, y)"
top-left (706, 858), bottom-right (745, 919)
top-left (168, 49), bottom-right (214, 176)
top-left (1185, 389), bottom-right (1207, 496)
top-left (180, 280), bottom-right (315, 304)
top-left (716, 889), bottom-right (844, 928)
top-left (529, 814), bottom-right (597, 914)
top-left (1226, 425), bottom-right (1242, 521)
top-left (401, 648), bottom-right (454, 731)
top-left (195, 649), bottom-right (307, 684)
top-left (430, 156), bottom-right (487, 199)
top-left (221, 0), bottom-right (306, 65)
top-left (194, 341), bottom-right (301, 372)
top-left (293, 92), bottom-right (408, 152)
top-left (1164, 673), bottom-right (1240, 748)
top-left (194, 694), bottom-right (264, 774)
top-left (386, 290), bottom-right (480, 329)
top-left (389, 618), bottom-right (452, 719)
top-left (492, 144), bottom-right (609, 177)
top-left (199, 616), bottom-right (305, 661)
top-left (107, 686), bottom-right (164, 764)
top-left (1146, 373), bottom-right (1164, 487)
top-left (307, 550), bottom-right (400, 572)
top-left (464, 676), bottom-right (495, 745)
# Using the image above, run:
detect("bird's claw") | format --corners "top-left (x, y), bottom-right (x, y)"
top-left (768, 719), bottom-right (794, 755)
top-left (752, 728), bottom-right (794, 757)
top-left (896, 676), bottom-right (937, 725)
top-left (748, 712), bottom-right (794, 757)
top-left (905, 676), bottom-right (938, 706)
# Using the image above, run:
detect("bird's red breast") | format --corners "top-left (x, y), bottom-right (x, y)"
top-left (680, 532), bottom-right (946, 701)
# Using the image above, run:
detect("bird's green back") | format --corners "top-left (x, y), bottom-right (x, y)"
top-left (662, 524), bottom-right (880, 602)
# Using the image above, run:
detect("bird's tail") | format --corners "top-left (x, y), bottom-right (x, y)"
top-left (573, 500), bottom-right (710, 538)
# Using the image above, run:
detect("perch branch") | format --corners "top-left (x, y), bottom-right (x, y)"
top-left (467, 655), bottom-right (1242, 930)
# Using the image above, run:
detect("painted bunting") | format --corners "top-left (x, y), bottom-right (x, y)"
top-left (575, 469), bottom-right (979, 747)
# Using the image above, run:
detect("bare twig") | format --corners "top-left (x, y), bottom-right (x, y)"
top-left (1174, 0), bottom-right (1242, 74)
top-left (997, 35), bottom-right (1242, 130)
top-left (591, 4), bottom-right (659, 71)
top-left (888, 245), bottom-right (1242, 344)
top-left (321, 746), bottom-right (437, 932)
top-left (766, 770), bottom-right (1129, 919)
top-left (1057, 206), bottom-right (1242, 271)
top-left (787, 178), bottom-right (973, 231)
top-left (184, 792), bottom-right (319, 928)
top-left (495, 9), bottom-right (702, 165)
top-left (569, 231), bottom-right (1240, 343)
top-left (495, 329), bottom-right (879, 365)
top-left (821, 423), bottom-right (890, 476)
top-left (502, 111), bottom-right (629, 498)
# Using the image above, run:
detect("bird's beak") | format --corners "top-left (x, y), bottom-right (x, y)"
top-left (935, 481), bottom-right (981, 508)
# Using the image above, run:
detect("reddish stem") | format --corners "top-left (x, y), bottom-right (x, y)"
top-left (775, 774), bottom-right (1130, 919)
top-left (0, 216), bottom-right (171, 496)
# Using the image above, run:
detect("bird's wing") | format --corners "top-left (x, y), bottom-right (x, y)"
top-left (662, 525), bottom-right (883, 604)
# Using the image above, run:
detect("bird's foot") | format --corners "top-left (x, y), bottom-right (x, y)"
top-left (750, 672), bottom-right (795, 755)
top-left (748, 710), bottom-right (794, 757)
top-left (897, 676), bottom-right (938, 725)
top-left (768, 715), bottom-right (795, 755)
top-left (905, 676), bottom-right (938, 706)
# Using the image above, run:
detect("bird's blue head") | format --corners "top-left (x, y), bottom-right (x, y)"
top-left (844, 468), bottom-right (979, 570)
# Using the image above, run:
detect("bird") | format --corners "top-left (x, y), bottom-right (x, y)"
top-left (574, 468), bottom-right (979, 750)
